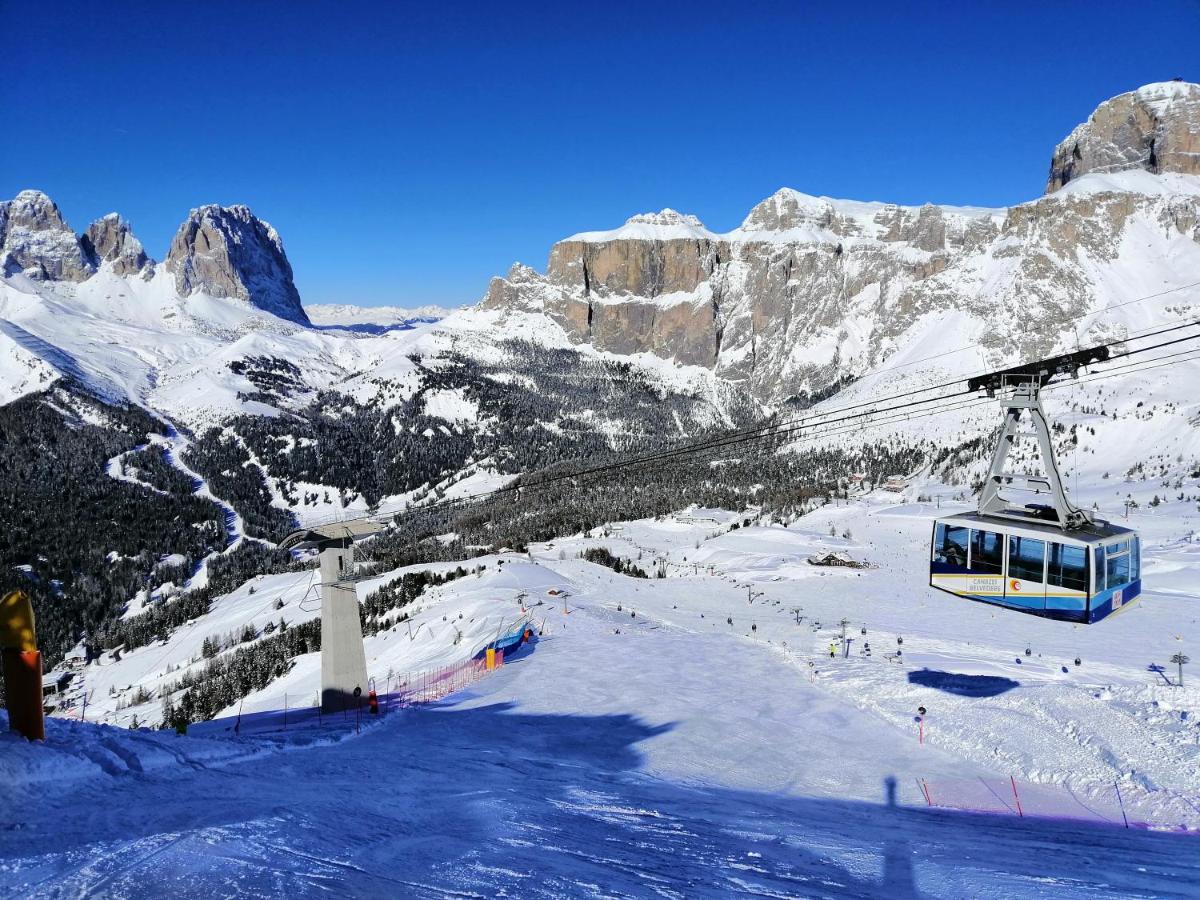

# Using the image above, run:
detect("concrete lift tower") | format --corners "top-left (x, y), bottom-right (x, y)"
top-left (281, 519), bottom-right (386, 714)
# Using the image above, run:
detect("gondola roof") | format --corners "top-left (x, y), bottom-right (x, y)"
top-left (935, 510), bottom-right (1136, 545)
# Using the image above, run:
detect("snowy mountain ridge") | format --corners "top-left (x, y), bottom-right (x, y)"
top-left (3, 82), bottom-right (1199, 425)
top-left (1, 193), bottom-right (309, 325)
top-left (485, 80), bottom-right (1200, 403)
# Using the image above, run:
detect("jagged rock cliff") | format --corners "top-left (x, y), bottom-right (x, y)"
top-left (1047, 81), bottom-right (1200, 192)
top-left (0, 190), bottom-right (94, 282)
top-left (480, 83), bottom-right (1200, 405)
top-left (483, 191), bottom-right (1007, 395)
top-left (81, 214), bottom-right (151, 277)
top-left (0, 192), bottom-right (307, 325)
top-left (166, 205), bottom-right (308, 325)
top-left (547, 210), bottom-right (721, 298)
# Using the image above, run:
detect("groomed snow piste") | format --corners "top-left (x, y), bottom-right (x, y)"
top-left (6, 487), bottom-right (1198, 897)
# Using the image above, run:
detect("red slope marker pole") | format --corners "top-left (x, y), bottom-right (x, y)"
top-left (1010, 776), bottom-right (1024, 818)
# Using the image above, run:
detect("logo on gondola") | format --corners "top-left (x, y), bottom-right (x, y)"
top-left (1009, 579), bottom-right (1021, 591)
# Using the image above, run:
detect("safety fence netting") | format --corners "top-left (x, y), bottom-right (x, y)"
top-left (191, 651), bottom-right (506, 737)
top-left (918, 776), bottom-right (1200, 833)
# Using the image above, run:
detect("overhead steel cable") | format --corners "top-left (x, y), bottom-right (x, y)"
top-left (394, 326), bottom-right (1200, 519)
top-left (450, 319), bottom-right (1200, 498)
top-left (305, 319), bottom-right (1200, 539)
top-left (856, 278), bottom-right (1200, 379)
top-left (496, 350), bottom-right (1200, 510)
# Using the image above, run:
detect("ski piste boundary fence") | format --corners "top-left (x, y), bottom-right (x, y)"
top-left (192, 649), bottom-right (511, 738)
top-left (918, 775), bottom-right (1200, 833)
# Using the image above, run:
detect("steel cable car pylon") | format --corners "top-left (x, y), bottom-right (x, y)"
top-left (976, 376), bottom-right (1091, 531)
top-left (967, 343), bottom-right (1110, 529)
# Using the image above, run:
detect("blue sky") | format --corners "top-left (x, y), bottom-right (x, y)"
top-left (4, 1), bottom-right (1197, 308)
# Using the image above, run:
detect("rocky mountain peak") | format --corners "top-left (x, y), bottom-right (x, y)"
top-left (81, 213), bottom-right (151, 278)
top-left (9, 189), bottom-right (69, 229)
top-left (0, 190), bottom-right (94, 282)
top-left (548, 206), bottom-right (719, 299)
top-left (623, 209), bottom-right (706, 229)
top-left (165, 204), bottom-right (308, 325)
top-left (740, 188), bottom-right (849, 234)
top-left (1047, 80), bottom-right (1200, 192)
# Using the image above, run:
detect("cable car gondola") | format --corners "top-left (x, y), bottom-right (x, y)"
top-left (929, 347), bottom-right (1141, 624)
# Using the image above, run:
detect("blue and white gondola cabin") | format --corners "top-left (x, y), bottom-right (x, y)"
top-left (930, 512), bottom-right (1140, 623)
top-left (928, 347), bottom-right (1142, 624)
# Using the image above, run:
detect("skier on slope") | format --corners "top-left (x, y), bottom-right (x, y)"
top-left (829, 642), bottom-right (837, 659)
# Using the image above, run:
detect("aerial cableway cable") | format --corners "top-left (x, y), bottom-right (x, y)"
top-left (500, 317), bottom-right (1200, 495)
top-left (435, 319), bottom-right (1200, 502)
top-left (313, 320), bottom-right (1200, 539)
top-left (413, 346), bottom-right (1200, 525)
top-left (379, 326), bottom-right (1200, 529)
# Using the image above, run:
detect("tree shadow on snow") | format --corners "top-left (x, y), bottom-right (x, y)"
top-left (907, 668), bottom-right (1020, 697)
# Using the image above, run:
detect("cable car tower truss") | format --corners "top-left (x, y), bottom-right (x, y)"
top-left (966, 344), bottom-right (1111, 532)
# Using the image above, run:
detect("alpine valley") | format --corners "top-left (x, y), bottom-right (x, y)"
top-left (3, 81), bottom-right (1200, 687)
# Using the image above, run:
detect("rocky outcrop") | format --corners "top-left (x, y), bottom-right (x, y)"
top-left (484, 192), bottom-right (1004, 395)
top-left (80, 214), bottom-right (151, 277)
top-left (479, 83), bottom-right (1200, 404)
top-left (1047, 81), bottom-right (1200, 192)
top-left (547, 210), bottom-right (721, 298)
top-left (165, 205), bottom-right (308, 324)
top-left (0, 190), bottom-right (93, 282)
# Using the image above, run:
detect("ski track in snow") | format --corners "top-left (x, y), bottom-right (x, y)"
top-left (104, 442), bottom-right (168, 498)
top-left (102, 412), bottom-right (272, 604)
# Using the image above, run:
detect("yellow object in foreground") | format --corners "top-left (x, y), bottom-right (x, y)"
top-left (0, 590), bottom-right (37, 651)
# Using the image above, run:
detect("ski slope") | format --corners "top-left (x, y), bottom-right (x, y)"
top-left (12, 491), bottom-right (1200, 897)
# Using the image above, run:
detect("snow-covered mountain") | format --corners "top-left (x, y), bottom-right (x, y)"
top-left (4, 81), bottom-right (1200, 678)
top-left (483, 81), bottom-right (1200, 405)
top-left (8, 80), bottom-right (1200, 900)
top-left (4, 81), bottom-right (1198, 424)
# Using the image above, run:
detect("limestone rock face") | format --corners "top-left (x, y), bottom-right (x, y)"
top-left (547, 210), bottom-right (721, 298)
top-left (81, 214), bottom-right (151, 277)
top-left (166, 204), bottom-right (308, 324)
top-left (480, 85), bottom-right (1200, 405)
top-left (0, 190), bottom-right (94, 282)
top-left (480, 184), bottom-right (1200, 404)
top-left (484, 191), bottom-right (1008, 397)
top-left (1047, 81), bottom-right (1200, 191)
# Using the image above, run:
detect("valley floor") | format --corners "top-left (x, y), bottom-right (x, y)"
top-left (4, 493), bottom-right (1199, 897)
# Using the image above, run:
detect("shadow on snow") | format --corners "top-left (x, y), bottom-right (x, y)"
top-left (2, 702), bottom-right (1195, 898)
top-left (907, 668), bottom-right (1021, 698)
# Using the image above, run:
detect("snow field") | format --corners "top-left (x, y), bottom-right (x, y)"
top-left (67, 488), bottom-right (1199, 833)
top-left (7, 504), bottom-right (1199, 896)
